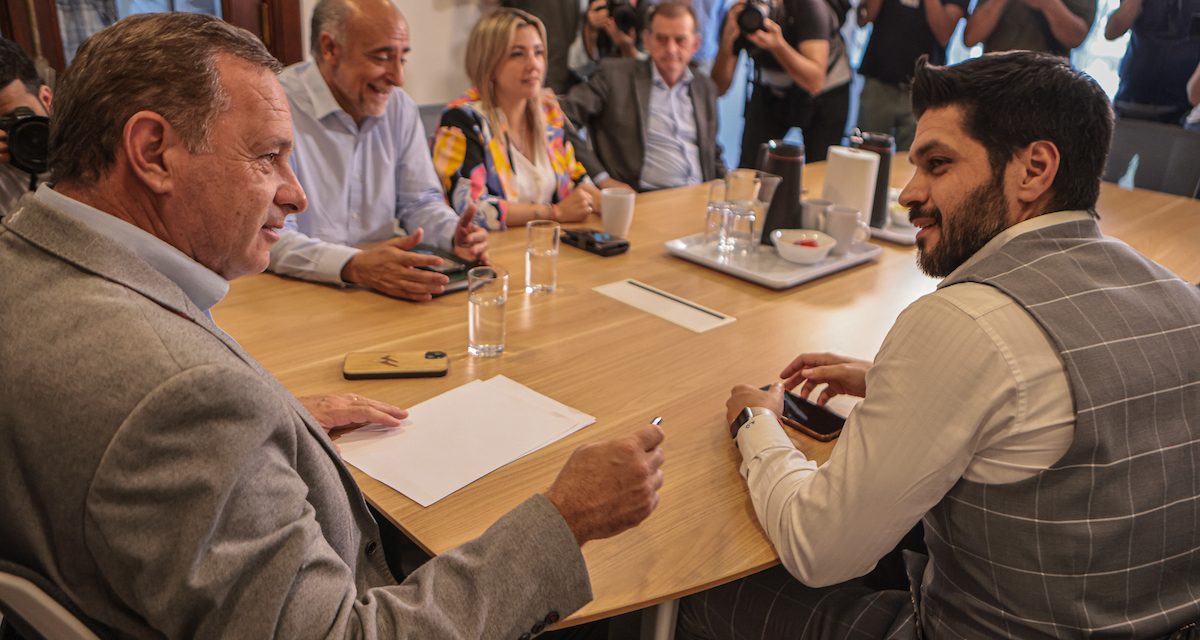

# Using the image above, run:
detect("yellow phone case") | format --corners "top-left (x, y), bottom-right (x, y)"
top-left (342, 351), bottom-right (449, 379)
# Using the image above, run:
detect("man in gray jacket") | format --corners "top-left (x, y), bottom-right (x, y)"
top-left (0, 13), bottom-right (664, 639)
top-left (561, 1), bottom-right (725, 191)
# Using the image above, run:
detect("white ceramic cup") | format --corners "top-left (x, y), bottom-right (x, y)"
top-left (824, 206), bottom-right (871, 256)
top-left (601, 187), bottom-right (636, 238)
top-left (801, 198), bottom-right (834, 232)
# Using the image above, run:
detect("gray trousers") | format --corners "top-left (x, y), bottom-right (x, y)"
top-left (856, 76), bottom-right (916, 152)
top-left (675, 565), bottom-right (915, 640)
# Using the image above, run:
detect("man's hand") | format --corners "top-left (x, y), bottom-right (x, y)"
top-left (586, 0), bottom-right (610, 29)
top-left (780, 352), bottom-right (872, 405)
top-left (722, 3), bottom-right (746, 50)
top-left (725, 383), bottom-right (785, 433)
top-left (0, 130), bottom-right (10, 165)
top-left (452, 204), bottom-right (489, 264)
top-left (544, 421), bottom-right (665, 546)
top-left (745, 18), bottom-right (786, 52)
top-left (341, 228), bottom-right (451, 302)
top-left (297, 393), bottom-right (407, 433)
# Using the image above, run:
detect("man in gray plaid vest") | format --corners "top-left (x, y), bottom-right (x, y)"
top-left (682, 50), bottom-right (1200, 639)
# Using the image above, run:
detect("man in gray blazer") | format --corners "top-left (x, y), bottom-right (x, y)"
top-left (0, 13), bottom-right (665, 639)
top-left (561, 1), bottom-right (726, 191)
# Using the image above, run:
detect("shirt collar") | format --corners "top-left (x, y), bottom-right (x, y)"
top-left (650, 62), bottom-right (693, 91)
top-left (944, 210), bottom-right (1094, 282)
top-left (35, 184), bottom-right (230, 313)
top-left (293, 61), bottom-right (383, 133)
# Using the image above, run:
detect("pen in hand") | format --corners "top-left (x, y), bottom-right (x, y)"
top-left (651, 416), bottom-right (663, 426)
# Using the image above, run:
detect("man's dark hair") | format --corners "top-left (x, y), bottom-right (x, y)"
top-left (911, 51), bottom-right (1113, 216)
top-left (50, 13), bottom-right (280, 185)
top-left (0, 37), bottom-right (43, 96)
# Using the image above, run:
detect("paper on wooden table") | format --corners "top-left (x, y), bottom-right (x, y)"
top-left (337, 375), bottom-right (595, 507)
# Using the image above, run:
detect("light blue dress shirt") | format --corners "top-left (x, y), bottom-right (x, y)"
top-left (638, 64), bottom-right (704, 191)
top-left (35, 184), bottom-right (229, 316)
top-left (269, 62), bottom-right (460, 285)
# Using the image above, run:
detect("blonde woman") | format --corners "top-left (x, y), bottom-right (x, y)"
top-left (432, 9), bottom-right (602, 229)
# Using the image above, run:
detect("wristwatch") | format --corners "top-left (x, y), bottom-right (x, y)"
top-left (730, 406), bottom-right (776, 439)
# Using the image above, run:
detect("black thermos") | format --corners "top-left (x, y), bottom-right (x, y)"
top-left (850, 130), bottom-right (894, 229)
top-left (758, 139), bottom-right (805, 244)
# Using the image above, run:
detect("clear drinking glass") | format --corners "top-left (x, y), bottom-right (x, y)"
top-left (525, 220), bottom-right (559, 294)
top-left (468, 266), bottom-right (507, 357)
top-left (718, 203), bottom-right (757, 255)
top-left (706, 181), bottom-right (727, 244)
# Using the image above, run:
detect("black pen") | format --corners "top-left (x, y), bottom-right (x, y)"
top-left (651, 416), bottom-right (663, 426)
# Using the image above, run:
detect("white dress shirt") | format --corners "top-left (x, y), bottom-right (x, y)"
top-left (736, 211), bottom-right (1086, 588)
top-left (269, 62), bottom-right (460, 285)
top-left (0, 164), bottom-right (44, 219)
top-left (638, 64), bottom-right (703, 191)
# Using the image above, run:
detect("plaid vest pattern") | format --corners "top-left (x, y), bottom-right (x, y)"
top-left (922, 218), bottom-right (1200, 638)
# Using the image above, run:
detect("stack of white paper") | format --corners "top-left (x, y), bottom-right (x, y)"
top-left (337, 375), bottom-right (595, 507)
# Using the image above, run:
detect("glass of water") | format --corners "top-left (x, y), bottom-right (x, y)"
top-left (718, 203), bottom-right (757, 255)
top-left (705, 181), bottom-right (727, 244)
top-left (525, 220), bottom-right (559, 294)
top-left (468, 266), bottom-right (507, 357)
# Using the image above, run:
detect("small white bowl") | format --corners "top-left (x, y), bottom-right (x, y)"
top-left (771, 229), bottom-right (837, 264)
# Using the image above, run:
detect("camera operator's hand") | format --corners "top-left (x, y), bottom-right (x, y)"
top-left (586, 0), bottom-right (610, 29)
top-left (0, 131), bottom-right (11, 165)
top-left (746, 17), bottom-right (786, 52)
top-left (604, 19), bottom-right (640, 57)
top-left (722, 3), bottom-right (746, 50)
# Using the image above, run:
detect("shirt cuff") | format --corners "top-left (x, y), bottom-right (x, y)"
top-left (593, 172), bottom-right (611, 185)
top-left (323, 245), bottom-right (361, 286)
top-left (736, 412), bottom-right (803, 479)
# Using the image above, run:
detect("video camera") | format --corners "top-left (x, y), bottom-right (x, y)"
top-left (0, 106), bottom-right (49, 175)
top-left (737, 0), bottom-right (778, 33)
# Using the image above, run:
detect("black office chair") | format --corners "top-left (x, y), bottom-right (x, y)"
top-left (0, 561), bottom-right (100, 640)
top-left (1104, 118), bottom-right (1200, 198)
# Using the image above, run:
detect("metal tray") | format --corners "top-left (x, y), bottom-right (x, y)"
top-left (664, 233), bottom-right (884, 290)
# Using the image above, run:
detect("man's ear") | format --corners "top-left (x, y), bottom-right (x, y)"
top-left (38, 85), bottom-right (52, 114)
top-left (319, 32), bottom-right (339, 66)
top-left (121, 111), bottom-right (179, 195)
top-left (1014, 140), bottom-right (1059, 206)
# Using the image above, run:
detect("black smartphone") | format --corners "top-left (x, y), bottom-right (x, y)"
top-left (561, 228), bottom-right (630, 256)
top-left (410, 244), bottom-right (472, 294)
top-left (761, 385), bottom-right (846, 441)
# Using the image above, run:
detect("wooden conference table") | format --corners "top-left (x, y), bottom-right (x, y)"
top-left (214, 162), bottom-right (1200, 628)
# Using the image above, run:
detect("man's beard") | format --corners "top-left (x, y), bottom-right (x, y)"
top-left (914, 172), bottom-right (1010, 278)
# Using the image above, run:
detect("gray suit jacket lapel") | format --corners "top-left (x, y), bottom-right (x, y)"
top-left (690, 78), bottom-right (713, 180)
top-left (4, 197), bottom-right (341, 462)
top-left (633, 60), bottom-right (652, 153)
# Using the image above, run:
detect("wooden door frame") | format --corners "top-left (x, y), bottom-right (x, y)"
top-left (0, 0), bottom-right (302, 75)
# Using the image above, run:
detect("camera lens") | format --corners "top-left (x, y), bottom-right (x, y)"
top-left (737, 2), bottom-right (769, 33)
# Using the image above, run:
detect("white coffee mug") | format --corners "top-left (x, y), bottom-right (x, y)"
top-left (801, 198), bottom-right (834, 232)
top-left (825, 206), bottom-right (871, 256)
top-left (601, 187), bottom-right (636, 238)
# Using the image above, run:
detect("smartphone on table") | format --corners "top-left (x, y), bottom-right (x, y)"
top-left (343, 351), bottom-right (449, 379)
top-left (760, 385), bottom-right (846, 442)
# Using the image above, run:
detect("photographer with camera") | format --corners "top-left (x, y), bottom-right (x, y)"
top-left (0, 37), bottom-right (51, 219)
top-left (713, 0), bottom-right (851, 165)
top-left (569, 0), bottom-right (646, 82)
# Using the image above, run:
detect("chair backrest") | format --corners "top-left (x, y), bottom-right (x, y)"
top-left (0, 562), bottom-right (99, 640)
top-left (418, 103), bottom-right (443, 140)
top-left (1104, 118), bottom-right (1200, 198)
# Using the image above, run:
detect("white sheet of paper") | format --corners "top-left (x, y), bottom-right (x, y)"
top-left (337, 376), bottom-right (594, 507)
top-left (594, 279), bottom-right (736, 333)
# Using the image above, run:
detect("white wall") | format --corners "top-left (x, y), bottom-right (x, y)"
top-left (298, 0), bottom-right (482, 105)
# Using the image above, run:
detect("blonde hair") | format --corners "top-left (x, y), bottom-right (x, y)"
top-left (464, 8), bottom-right (548, 161)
